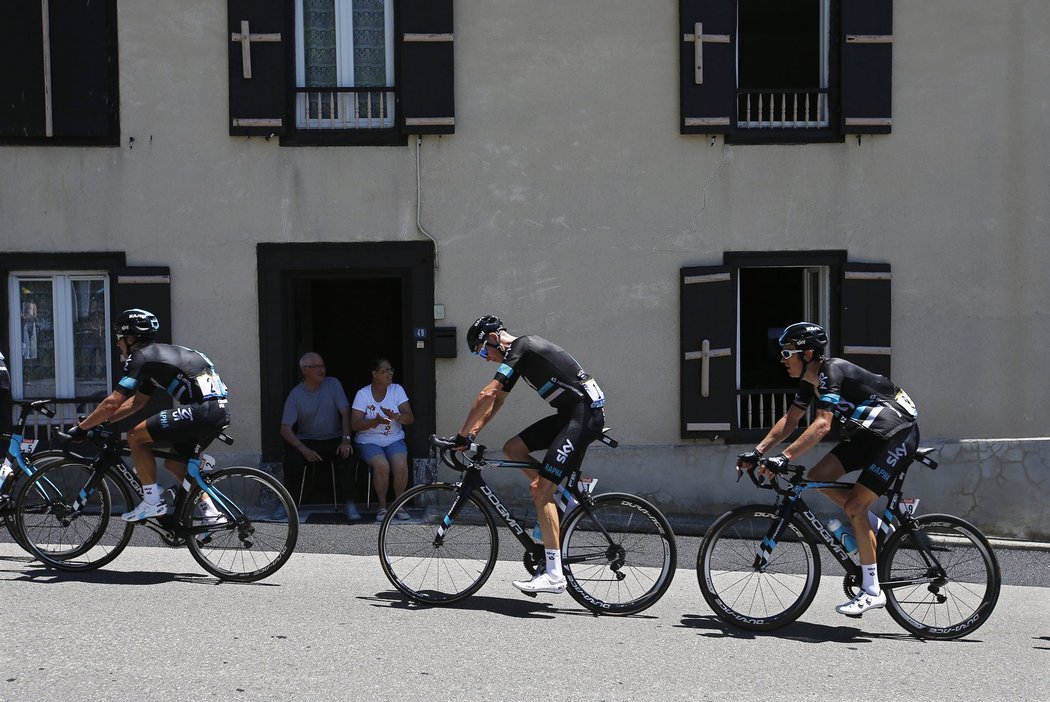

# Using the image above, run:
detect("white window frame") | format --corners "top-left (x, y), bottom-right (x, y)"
top-left (293, 0), bottom-right (396, 129)
top-left (7, 272), bottom-right (110, 400)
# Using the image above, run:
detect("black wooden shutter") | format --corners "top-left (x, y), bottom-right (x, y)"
top-left (840, 262), bottom-right (891, 378)
top-left (679, 0), bottom-right (735, 135)
top-left (0, 0), bottom-right (117, 140)
top-left (0, 2), bottom-right (46, 137)
top-left (109, 267), bottom-right (174, 430)
top-left (49, 0), bottom-right (118, 138)
top-left (228, 0), bottom-right (287, 136)
top-left (841, 0), bottom-right (893, 134)
top-left (398, 0), bottom-right (455, 135)
top-left (680, 265), bottom-right (737, 438)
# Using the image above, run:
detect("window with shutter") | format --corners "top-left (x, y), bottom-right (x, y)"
top-left (679, 0), bottom-right (892, 143)
top-left (0, 0), bottom-right (119, 145)
top-left (228, 0), bottom-right (454, 145)
top-left (680, 251), bottom-right (891, 444)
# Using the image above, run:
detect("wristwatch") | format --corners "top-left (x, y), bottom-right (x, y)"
top-left (342, 435), bottom-right (352, 441)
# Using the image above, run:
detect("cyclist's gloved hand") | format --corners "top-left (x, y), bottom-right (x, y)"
top-left (736, 449), bottom-right (763, 469)
top-left (451, 433), bottom-right (474, 450)
top-left (65, 425), bottom-right (88, 442)
top-left (761, 454), bottom-right (790, 474)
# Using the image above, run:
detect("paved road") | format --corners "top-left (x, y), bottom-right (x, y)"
top-left (1, 525), bottom-right (1048, 701)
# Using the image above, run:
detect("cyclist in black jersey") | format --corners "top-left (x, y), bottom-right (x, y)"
top-left (67, 309), bottom-right (230, 522)
top-left (736, 322), bottom-right (920, 617)
top-left (453, 315), bottom-right (606, 595)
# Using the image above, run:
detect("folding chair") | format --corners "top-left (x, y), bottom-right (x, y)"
top-left (298, 459), bottom-right (339, 511)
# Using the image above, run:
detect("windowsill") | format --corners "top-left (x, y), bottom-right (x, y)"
top-left (726, 129), bottom-right (845, 146)
top-left (279, 129), bottom-right (408, 147)
top-left (0, 135), bottom-right (120, 147)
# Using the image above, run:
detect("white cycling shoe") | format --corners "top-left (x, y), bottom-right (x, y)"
top-left (121, 498), bottom-right (171, 523)
top-left (513, 571), bottom-right (567, 594)
top-left (836, 589), bottom-right (886, 617)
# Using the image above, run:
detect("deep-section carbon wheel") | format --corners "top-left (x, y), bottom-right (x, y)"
top-left (880, 514), bottom-right (1001, 640)
top-left (378, 483), bottom-right (498, 605)
top-left (182, 466), bottom-right (299, 582)
top-left (561, 492), bottom-right (677, 615)
top-left (697, 505), bottom-right (820, 630)
top-left (15, 461), bottom-right (135, 570)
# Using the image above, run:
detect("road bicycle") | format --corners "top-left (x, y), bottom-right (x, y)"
top-left (696, 448), bottom-right (1001, 639)
top-left (0, 399), bottom-right (73, 551)
top-left (378, 434), bottom-right (677, 615)
top-left (13, 424), bottom-right (299, 582)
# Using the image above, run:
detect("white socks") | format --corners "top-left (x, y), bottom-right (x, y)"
top-left (142, 483), bottom-right (162, 505)
top-left (545, 549), bottom-right (563, 580)
top-left (861, 562), bottom-right (880, 596)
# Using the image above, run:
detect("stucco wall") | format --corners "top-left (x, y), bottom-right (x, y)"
top-left (2, 2), bottom-right (1048, 528)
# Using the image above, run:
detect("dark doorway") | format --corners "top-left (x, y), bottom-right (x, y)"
top-left (258, 242), bottom-right (436, 506)
top-left (293, 277), bottom-right (404, 393)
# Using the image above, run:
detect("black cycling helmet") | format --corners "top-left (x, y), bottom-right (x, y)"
top-left (778, 322), bottom-right (827, 351)
top-left (465, 315), bottom-right (504, 354)
top-left (113, 308), bottom-right (160, 340)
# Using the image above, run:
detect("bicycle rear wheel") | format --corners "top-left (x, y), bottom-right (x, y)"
top-left (378, 483), bottom-right (498, 605)
top-left (561, 492), bottom-right (677, 615)
top-left (697, 505), bottom-right (821, 630)
top-left (880, 513), bottom-right (1001, 640)
top-left (182, 466), bottom-right (298, 582)
top-left (15, 461), bottom-right (136, 570)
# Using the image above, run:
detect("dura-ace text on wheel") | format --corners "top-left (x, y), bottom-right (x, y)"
top-left (378, 482), bottom-right (498, 605)
top-left (696, 506), bottom-right (821, 630)
top-left (561, 492), bottom-right (676, 615)
top-left (879, 514), bottom-right (1000, 640)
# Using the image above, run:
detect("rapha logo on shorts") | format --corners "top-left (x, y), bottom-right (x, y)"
top-left (555, 439), bottom-right (575, 464)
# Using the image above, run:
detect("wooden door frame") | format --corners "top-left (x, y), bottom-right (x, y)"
top-left (257, 242), bottom-right (435, 462)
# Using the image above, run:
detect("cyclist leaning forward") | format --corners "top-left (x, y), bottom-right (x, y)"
top-left (67, 308), bottom-right (230, 522)
top-left (453, 315), bottom-right (606, 595)
top-left (736, 322), bottom-right (920, 617)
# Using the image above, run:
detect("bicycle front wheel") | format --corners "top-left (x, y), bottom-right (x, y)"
top-left (182, 467), bottom-right (299, 582)
top-left (881, 514), bottom-right (1001, 640)
top-left (697, 505), bottom-right (821, 630)
top-left (561, 492), bottom-right (677, 615)
top-left (15, 461), bottom-right (136, 570)
top-left (378, 483), bottom-right (498, 605)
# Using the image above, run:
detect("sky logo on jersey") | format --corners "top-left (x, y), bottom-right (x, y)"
top-left (555, 438), bottom-right (575, 464)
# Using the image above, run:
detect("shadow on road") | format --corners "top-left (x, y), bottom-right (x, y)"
top-left (361, 590), bottom-right (595, 619)
top-left (11, 563), bottom-right (280, 587)
top-left (677, 613), bottom-right (920, 644)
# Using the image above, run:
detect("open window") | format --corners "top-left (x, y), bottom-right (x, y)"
top-left (679, 0), bottom-right (892, 142)
top-left (680, 251), bottom-right (891, 442)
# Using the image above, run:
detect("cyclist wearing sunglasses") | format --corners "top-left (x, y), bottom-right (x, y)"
top-left (452, 315), bottom-right (606, 595)
top-left (65, 308), bottom-right (230, 522)
top-left (736, 321), bottom-right (919, 617)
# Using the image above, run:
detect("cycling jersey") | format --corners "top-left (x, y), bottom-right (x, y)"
top-left (792, 357), bottom-right (916, 439)
top-left (116, 343), bottom-right (229, 404)
top-left (494, 335), bottom-right (605, 410)
top-left (0, 351), bottom-right (9, 392)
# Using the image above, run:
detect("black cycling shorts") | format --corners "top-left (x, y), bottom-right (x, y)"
top-left (830, 423), bottom-right (920, 496)
top-left (145, 399), bottom-right (230, 460)
top-left (517, 402), bottom-right (605, 484)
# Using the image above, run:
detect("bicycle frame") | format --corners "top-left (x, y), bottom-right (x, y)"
top-left (434, 443), bottom-right (623, 569)
top-left (750, 450), bottom-right (941, 592)
top-left (3, 401), bottom-right (57, 480)
top-left (68, 429), bottom-right (244, 544)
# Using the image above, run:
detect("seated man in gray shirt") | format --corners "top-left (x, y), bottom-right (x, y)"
top-left (280, 352), bottom-right (361, 520)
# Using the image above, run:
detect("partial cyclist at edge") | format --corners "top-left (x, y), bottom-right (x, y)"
top-left (453, 315), bottom-right (606, 596)
top-left (66, 308), bottom-right (230, 522)
top-left (736, 322), bottom-right (920, 618)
